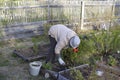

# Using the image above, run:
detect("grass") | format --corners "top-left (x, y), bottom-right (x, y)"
top-left (0, 73), bottom-right (6, 80)
top-left (0, 24), bottom-right (119, 80)
top-left (0, 54), bottom-right (10, 67)
top-left (0, 59), bottom-right (9, 67)
top-left (0, 41), bottom-right (8, 48)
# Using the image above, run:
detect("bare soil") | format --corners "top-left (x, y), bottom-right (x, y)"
top-left (16, 44), bottom-right (49, 57)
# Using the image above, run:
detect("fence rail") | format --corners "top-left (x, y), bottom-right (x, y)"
top-left (0, 5), bottom-right (48, 10)
top-left (84, 1), bottom-right (113, 5)
top-left (0, 21), bottom-right (46, 41)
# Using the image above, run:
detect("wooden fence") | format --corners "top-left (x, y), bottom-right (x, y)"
top-left (0, 1), bottom-right (119, 41)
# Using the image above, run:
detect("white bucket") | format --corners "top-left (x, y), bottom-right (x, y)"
top-left (29, 61), bottom-right (42, 76)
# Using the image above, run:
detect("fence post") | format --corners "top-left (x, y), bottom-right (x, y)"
top-left (81, 1), bottom-right (84, 30)
top-left (112, 0), bottom-right (116, 18)
top-left (47, 0), bottom-right (50, 21)
top-left (110, 1), bottom-right (115, 27)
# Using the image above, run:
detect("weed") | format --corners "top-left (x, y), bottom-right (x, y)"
top-left (70, 69), bottom-right (84, 80)
top-left (0, 40), bottom-right (9, 48)
top-left (42, 62), bottom-right (52, 70)
top-left (31, 37), bottom-right (40, 54)
top-left (88, 70), bottom-right (99, 80)
top-left (11, 53), bottom-right (18, 58)
top-left (0, 73), bottom-right (6, 80)
top-left (108, 55), bottom-right (117, 66)
top-left (0, 59), bottom-right (9, 67)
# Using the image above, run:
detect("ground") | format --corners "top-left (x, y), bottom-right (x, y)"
top-left (0, 43), bottom-right (50, 80)
top-left (0, 43), bottom-right (90, 80)
top-left (0, 41), bottom-right (120, 80)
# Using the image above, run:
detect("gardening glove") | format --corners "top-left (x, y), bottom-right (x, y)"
top-left (56, 54), bottom-right (65, 66)
top-left (58, 58), bottom-right (65, 66)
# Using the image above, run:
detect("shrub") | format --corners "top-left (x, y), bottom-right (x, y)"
top-left (70, 69), bottom-right (84, 80)
top-left (108, 55), bottom-right (117, 66)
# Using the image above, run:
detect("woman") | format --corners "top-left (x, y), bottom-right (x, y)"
top-left (46, 24), bottom-right (80, 66)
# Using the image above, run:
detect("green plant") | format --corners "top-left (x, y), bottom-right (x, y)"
top-left (110, 29), bottom-right (120, 52)
top-left (88, 70), bottom-right (99, 80)
top-left (0, 41), bottom-right (6, 47)
top-left (62, 27), bottom-right (120, 67)
top-left (32, 37), bottom-right (39, 54)
top-left (42, 62), bottom-right (52, 70)
top-left (62, 34), bottom-right (98, 66)
top-left (108, 55), bottom-right (117, 66)
top-left (0, 54), bottom-right (10, 67)
top-left (0, 73), bottom-right (6, 80)
top-left (70, 69), bottom-right (84, 80)
top-left (88, 55), bottom-right (101, 65)
top-left (61, 48), bottom-right (83, 66)
top-left (31, 34), bottom-right (49, 54)
top-left (0, 59), bottom-right (9, 67)
top-left (1, 19), bottom-right (9, 26)
top-left (89, 29), bottom-right (120, 61)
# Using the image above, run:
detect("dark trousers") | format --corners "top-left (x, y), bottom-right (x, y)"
top-left (46, 35), bottom-right (57, 63)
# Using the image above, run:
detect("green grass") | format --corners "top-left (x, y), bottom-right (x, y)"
top-left (0, 54), bottom-right (10, 67)
top-left (0, 73), bottom-right (6, 80)
top-left (0, 58), bottom-right (10, 67)
top-left (0, 41), bottom-right (8, 48)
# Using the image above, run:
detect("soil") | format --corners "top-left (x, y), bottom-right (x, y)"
top-left (13, 44), bottom-right (93, 79)
top-left (91, 50), bottom-right (120, 69)
top-left (0, 43), bottom-right (51, 80)
top-left (0, 44), bottom-right (120, 80)
top-left (13, 44), bottom-right (120, 79)
top-left (13, 44), bottom-right (50, 61)
top-left (0, 47), bottom-right (45, 80)
top-left (102, 51), bottom-right (120, 68)
top-left (19, 44), bottom-right (49, 56)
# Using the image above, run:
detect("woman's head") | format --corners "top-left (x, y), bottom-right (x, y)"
top-left (70, 36), bottom-right (80, 52)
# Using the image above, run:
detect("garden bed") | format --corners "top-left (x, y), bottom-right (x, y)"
top-left (41, 64), bottom-right (91, 80)
top-left (96, 62), bottom-right (120, 76)
top-left (12, 44), bottom-right (93, 79)
top-left (12, 42), bottom-right (120, 80)
top-left (96, 62), bottom-right (120, 80)
top-left (13, 44), bottom-right (50, 61)
top-left (102, 51), bottom-right (120, 69)
top-left (58, 64), bottom-right (91, 80)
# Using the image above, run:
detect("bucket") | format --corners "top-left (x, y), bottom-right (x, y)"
top-left (29, 61), bottom-right (42, 76)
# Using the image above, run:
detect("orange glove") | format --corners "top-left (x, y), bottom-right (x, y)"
top-left (73, 48), bottom-right (78, 53)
